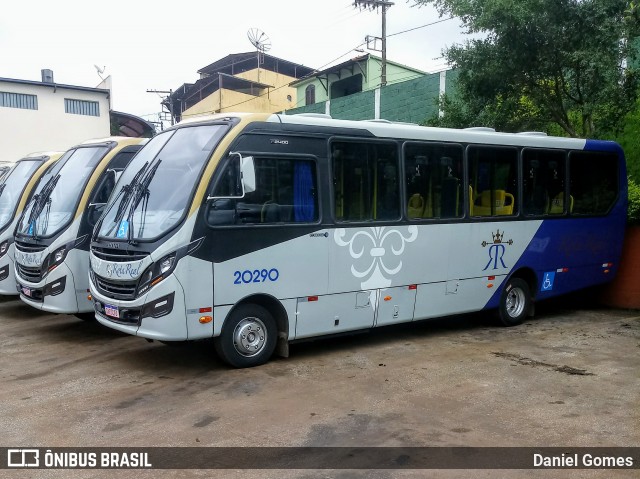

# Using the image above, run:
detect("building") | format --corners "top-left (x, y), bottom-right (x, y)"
top-left (291, 53), bottom-right (426, 109)
top-left (285, 54), bottom-right (458, 124)
top-left (165, 53), bottom-right (314, 124)
top-left (0, 70), bottom-right (154, 163)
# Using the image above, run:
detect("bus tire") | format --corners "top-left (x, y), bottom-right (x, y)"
top-left (74, 312), bottom-right (96, 321)
top-left (498, 278), bottom-right (531, 327)
top-left (214, 304), bottom-right (277, 368)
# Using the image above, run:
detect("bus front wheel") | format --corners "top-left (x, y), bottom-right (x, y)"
top-left (498, 278), bottom-right (531, 327)
top-left (214, 304), bottom-right (277, 368)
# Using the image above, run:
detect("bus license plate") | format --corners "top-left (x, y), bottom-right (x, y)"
top-left (104, 304), bottom-right (120, 319)
top-left (21, 286), bottom-right (32, 297)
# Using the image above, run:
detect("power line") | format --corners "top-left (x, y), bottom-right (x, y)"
top-left (388, 17), bottom-right (455, 38)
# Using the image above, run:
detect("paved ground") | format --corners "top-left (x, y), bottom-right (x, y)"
top-left (0, 292), bottom-right (638, 478)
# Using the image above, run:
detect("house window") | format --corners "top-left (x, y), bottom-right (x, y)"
top-left (65, 98), bottom-right (100, 117)
top-left (0, 91), bottom-right (38, 110)
top-left (305, 85), bottom-right (315, 105)
top-left (330, 74), bottom-right (363, 99)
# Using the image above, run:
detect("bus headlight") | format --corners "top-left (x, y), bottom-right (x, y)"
top-left (137, 252), bottom-right (177, 296)
top-left (0, 241), bottom-right (8, 258)
top-left (54, 247), bottom-right (66, 263)
top-left (46, 246), bottom-right (67, 273)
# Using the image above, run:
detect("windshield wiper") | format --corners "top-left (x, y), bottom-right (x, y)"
top-left (99, 161), bottom-right (150, 239)
top-left (0, 183), bottom-right (6, 200)
top-left (125, 159), bottom-right (162, 244)
top-left (23, 173), bottom-right (60, 239)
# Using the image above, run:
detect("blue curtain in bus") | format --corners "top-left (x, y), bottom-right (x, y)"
top-left (294, 162), bottom-right (315, 221)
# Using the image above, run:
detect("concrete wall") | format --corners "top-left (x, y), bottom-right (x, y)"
top-left (330, 90), bottom-right (375, 120)
top-left (0, 81), bottom-right (110, 162)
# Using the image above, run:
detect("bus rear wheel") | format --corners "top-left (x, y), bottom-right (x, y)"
top-left (498, 278), bottom-right (531, 327)
top-left (214, 304), bottom-right (277, 368)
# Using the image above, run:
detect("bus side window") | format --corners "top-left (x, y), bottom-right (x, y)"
top-left (468, 145), bottom-right (518, 217)
top-left (403, 142), bottom-right (463, 219)
top-left (207, 157), bottom-right (318, 226)
top-left (569, 151), bottom-right (618, 215)
top-left (523, 148), bottom-right (566, 216)
top-left (332, 141), bottom-right (399, 221)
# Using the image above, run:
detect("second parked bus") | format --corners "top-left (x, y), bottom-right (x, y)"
top-left (15, 137), bottom-right (146, 318)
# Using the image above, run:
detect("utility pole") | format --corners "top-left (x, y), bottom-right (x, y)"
top-left (354, 0), bottom-right (394, 87)
top-left (146, 89), bottom-right (174, 126)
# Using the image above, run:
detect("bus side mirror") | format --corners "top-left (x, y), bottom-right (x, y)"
top-left (208, 152), bottom-right (255, 200)
top-left (241, 155), bottom-right (256, 194)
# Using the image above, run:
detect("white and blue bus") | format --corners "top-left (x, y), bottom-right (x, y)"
top-left (14, 137), bottom-right (146, 318)
top-left (88, 113), bottom-right (626, 367)
top-left (0, 152), bottom-right (63, 295)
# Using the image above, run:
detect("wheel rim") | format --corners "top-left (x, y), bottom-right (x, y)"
top-left (232, 317), bottom-right (267, 357)
top-left (506, 286), bottom-right (526, 318)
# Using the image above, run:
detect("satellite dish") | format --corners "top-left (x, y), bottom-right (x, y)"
top-left (94, 64), bottom-right (106, 80)
top-left (247, 28), bottom-right (272, 53)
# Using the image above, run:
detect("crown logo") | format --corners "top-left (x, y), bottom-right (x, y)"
top-left (481, 229), bottom-right (513, 248)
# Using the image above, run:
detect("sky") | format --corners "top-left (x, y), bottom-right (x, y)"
top-left (1, 0), bottom-right (468, 129)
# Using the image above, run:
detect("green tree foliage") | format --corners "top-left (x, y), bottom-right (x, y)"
top-left (416, 0), bottom-right (639, 137)
top-left (628, 178), bottom-right (640, 224)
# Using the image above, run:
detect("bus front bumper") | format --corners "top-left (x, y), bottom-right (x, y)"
top-left (16, 262), bottom-right (79, 313)
top-left (0, 254), bottom-right (17, 295)
top-left (90, 274), bottom-right (188, 341)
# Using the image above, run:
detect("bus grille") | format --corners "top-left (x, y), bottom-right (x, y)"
top-left (15, 240), bottom-right (46, 253)
top-left (16, 264), bottom-right (42, 283)
top-left (91, 246), bottom-right (150, 263)
top-left (95, 276), bottom-right (137, 300)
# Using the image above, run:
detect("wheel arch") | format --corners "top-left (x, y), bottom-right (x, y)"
top-left (505, 267), bottom-right (538, 316)
top-left (227, 293), bottom-right (290, 357)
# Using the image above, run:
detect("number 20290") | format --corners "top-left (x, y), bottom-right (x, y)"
top-left (234, 268), bottom-right (279, 285)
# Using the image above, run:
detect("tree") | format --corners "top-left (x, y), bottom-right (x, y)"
top-left (415, 0), bottom-right (639, 137)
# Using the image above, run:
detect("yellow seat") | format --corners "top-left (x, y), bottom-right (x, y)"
top-left (408, 193), bottom-right (425, 218)
top-left (473, 189), bottom-right (514, 216)
top-left (548, 192), bottom-right (574, 214)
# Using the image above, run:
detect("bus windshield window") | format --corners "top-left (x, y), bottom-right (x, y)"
top-left (16, 146), bottom-right (108, 238)
top-left (98, 124), bottom-right (227, 241)
top-left (0, 160), bottom-right (42, 231)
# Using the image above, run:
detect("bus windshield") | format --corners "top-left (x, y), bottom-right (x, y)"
top-left (16, 146), bottom-right (109, 238)
top-left (0, 160), bottom-right (42, 231)
top-left (97, 124), bottom-right (228, 241)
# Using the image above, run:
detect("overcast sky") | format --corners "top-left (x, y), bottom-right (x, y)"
top-left (1, 0), bottom-right (467, 127)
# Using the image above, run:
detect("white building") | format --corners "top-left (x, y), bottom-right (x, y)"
top-left (0, 69), bottom-right (111, 163)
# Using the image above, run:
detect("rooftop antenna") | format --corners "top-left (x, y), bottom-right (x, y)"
top-left (247, 28), bottom-right (271, 82)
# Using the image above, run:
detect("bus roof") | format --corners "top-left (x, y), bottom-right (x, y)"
top-left (172, 112), bottom-right (623, 152)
